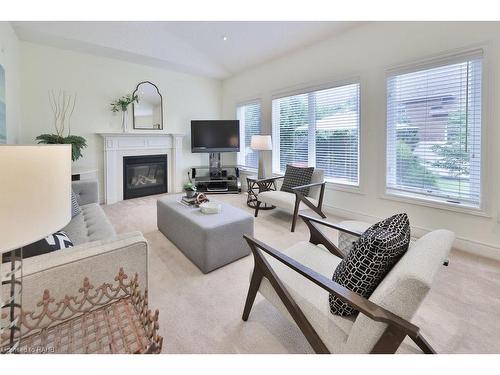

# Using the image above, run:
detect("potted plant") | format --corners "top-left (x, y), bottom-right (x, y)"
top-left (111, 93), bottom-right (138, 132)
top-left (36, 90), bottom-right (87, 162)
top-left (183, 181), bottom-right (197, 198)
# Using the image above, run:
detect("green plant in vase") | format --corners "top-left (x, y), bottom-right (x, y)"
top-left (110, 93), bottom-right (139, 132)
top-left (183, 182), bottom-right (197, 198)
top-left (183, 172), bottom-right (197, 198)
top-left (36, 90), bottom-right (87, 162)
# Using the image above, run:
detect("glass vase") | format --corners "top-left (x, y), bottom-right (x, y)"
top-left (121, 110), bottom-right (128, 133)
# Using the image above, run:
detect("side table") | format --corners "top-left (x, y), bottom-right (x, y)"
top-left (246, 175), bottom-right (277, 209)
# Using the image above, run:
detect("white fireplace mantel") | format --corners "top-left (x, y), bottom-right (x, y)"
top-left (99, 132), bottom-right (183, 204)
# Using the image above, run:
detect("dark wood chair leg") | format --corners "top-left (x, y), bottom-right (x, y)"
top-left (254, 201), bottom-right (261, 218)
top-left (242, 268), bottom-right (263, 321)
top-left (291, 197), bottom-right (301, 232)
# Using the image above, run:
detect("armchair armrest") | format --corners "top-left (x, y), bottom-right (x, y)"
top-left (243, 234), bottom-right (420, 340)
top-left (253, 175), bottom-right (284, 184)
top-left (291, 181), bottom-right (326, 192)
top-left (299, 214), bottom-right (364, 237)
top-left (72, 179), bottom-right (99, 205)
top-left (20, 231), bottom-right (148, 312)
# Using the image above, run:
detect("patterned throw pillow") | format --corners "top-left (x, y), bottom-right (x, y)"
top-left (71, 190), bottom-right (82, 218)
top-left (280, 165), bottom-right (314, 196)
top-left (19, 231), bottom-right (74, 260)
top-left (329, 213), bottom-right (411, 316)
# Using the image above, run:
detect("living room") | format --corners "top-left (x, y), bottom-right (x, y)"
top-left (1, 0), bottom-right (499, 372)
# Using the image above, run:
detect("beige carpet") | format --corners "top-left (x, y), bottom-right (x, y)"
top-left (102, 193), bottom-right (500, 354)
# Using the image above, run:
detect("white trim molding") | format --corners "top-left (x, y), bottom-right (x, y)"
top-left (99, 133), bottom-right (183, 204)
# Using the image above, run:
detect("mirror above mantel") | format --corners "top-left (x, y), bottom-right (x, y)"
top-left (132, 81), bottom-right (163, 130)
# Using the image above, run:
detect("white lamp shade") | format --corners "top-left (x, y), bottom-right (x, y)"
top-left (250, 135), bottom-right (272, 151)
top-left (0, 145), bottom-right (72, 253)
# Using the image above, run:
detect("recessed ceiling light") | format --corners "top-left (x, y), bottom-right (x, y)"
top-left (222, 36), bottom-right (228, 41)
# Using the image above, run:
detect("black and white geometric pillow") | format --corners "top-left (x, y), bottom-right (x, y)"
top-left (20, 231), bottom-right (74, 260)
top-left (329, 213), bottom-right (411, 316)
top-left (280, 165), bottom-right (314, 196)
top-left (46, 231), bottom-right (74, 251)
top-left (71, 190), bottom-right (82, 218)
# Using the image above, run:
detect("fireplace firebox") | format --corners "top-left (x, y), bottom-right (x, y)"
top-left (123, 154), bottom-right (168, 200)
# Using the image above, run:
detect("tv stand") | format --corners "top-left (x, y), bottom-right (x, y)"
top-left (191, 165), bottom-right (241, 194)
top-left (208, 152), bottom-right (223, 178)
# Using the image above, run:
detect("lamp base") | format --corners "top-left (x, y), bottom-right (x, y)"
top-left (257, 153), bottom-right (266, 180)
top-left (1, 248), bottom-right (22, 354)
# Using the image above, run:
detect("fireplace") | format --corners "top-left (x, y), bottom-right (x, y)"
top-left (123, 154), bottom-right (168, 200)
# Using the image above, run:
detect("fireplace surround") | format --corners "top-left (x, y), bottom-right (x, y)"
top-left (99, 133), bottom-right (183, 204)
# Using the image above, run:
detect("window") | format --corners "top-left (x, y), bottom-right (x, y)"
top-left (272, 82), bottom-right (360, 186)
top-left (236, 101), bottom-right (261, 169)
top-left (386, 52), bottom-right (483, 208)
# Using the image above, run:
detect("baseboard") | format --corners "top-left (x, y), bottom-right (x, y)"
top-left (323, 203), bottom-right (500, 261)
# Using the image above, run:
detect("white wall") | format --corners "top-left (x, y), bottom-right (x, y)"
top-left (222, 22), bottom-right (500, 258)
top-left (20, 42), bottom-right (222, 198)
top-left (0, 22), bottom-right (20, 143)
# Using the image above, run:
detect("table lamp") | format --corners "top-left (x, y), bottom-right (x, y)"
top-left (250, 135), bottom-right (272, 179)
top-left (0, 145), bottom-right (71, 353)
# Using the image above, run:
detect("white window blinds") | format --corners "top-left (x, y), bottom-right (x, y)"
top-left (272, 83), bottom-right (360, 185)
top-left (236, 102), bottom-right (261, 169)
top-left (386, 53), bottom-right (483, 207)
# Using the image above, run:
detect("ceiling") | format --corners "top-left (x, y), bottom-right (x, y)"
top-left (11, 21), bottom-right (363, 79)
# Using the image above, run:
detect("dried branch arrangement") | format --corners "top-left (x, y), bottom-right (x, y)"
top-left (48, 89), bottom-right (77, 137)
top-left (35, 89), bottom-right (87, 161)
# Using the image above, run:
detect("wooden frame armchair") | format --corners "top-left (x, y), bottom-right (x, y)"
top-left (242, 214), bottom-right (455, 354)
top-left (254, 169), bottom-right (327, 232)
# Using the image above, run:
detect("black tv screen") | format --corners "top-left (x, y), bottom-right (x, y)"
top-left (191, 120), bottom-right (240, 153)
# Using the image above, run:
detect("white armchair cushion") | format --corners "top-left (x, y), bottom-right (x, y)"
top-left (258, 191), bottom-right (318, 214)
top-left (257, 241), bottom-right (355, 353)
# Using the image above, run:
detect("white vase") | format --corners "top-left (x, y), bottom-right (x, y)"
top-left (121, 110), bottom-right (128, 133)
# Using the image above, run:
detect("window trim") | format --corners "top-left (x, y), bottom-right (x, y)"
top-left (236, 98), bottom-right (262, 169)
top-left (271, 77), bottom-right (362, 188)
top-left (382, 45), bottom-right (491, 216)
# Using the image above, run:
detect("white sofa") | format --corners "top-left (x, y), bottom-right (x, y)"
top-left (20, 180), bottom-right (149, 312)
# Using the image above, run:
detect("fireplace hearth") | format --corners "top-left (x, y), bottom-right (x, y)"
top-left (123, 154), bottom-right (168, 200)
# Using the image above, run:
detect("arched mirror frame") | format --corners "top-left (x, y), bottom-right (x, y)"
top-left (132, 81), bottom-right (164, 130)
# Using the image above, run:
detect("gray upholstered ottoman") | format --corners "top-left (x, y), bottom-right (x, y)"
top-left (157, 195), bottom-right (254, 273)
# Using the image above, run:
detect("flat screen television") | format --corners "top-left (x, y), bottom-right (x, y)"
top-left (191, 120), bottom-right (240, 153)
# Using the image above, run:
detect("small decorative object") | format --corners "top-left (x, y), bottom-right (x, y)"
top-left (111, 93), bottom-right (139, 132)
top-left (195, 193), bottom-right (209, 205)
top-left (200, 201), bottom-right (222, 214)
top-left (251, 135), bottom-right (273, 179)
top-left (36, 90), bottom-right (87, 162)
top-left (180, 192), bottom-right (209, 208)
top-left (183, 171), bottom-right (197, 198)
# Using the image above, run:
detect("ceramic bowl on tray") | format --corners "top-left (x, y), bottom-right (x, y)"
top-left (199, 202), bottom-right (221, 214)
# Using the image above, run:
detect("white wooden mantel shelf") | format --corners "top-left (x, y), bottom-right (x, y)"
top-left (98, 132), bottom-right (184, 204)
